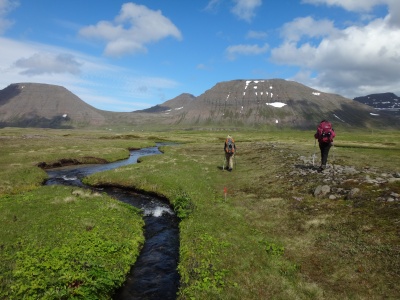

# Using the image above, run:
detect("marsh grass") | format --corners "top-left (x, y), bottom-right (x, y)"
top-left (85, 129), bottom-right (400, 299)
top-left (1, 127), bottom-right (399, 299)
top-left (0, 185), bottom-right (144, 299)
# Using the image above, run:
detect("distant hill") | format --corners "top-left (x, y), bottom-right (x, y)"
top-left (1, 80), bottom-right (399, 129)
top-left (353, 93), bottom-right (400, 117)
top-left (135, 79), bottom-right (399, 129)
top-left (0, 83), bottom-right (107, 128)
top-left (137, 93), bottom-right (195, 113)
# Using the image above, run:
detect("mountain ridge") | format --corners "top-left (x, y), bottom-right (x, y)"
top-left (1, 80), bottom-right (399, 129)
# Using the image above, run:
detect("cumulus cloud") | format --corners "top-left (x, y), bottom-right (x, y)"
top-left (272, 2), bottom-right (400, 97)
top-left (204, 0), bottom-right (223, 12)
top-left (226, 43), bottom-right (269, 60)
top-left (79, 3), bottom-right (182, 57)
top-left (246, 30), bottom-right (268, 39)
top-left (14, 53), bottom-right (82, 75)
top-left (280, 17), bottom-right (340, 42)
top-left (302, 0), bottom-right (400, 26)
top-left (301, 0), bottom-right (385, 12)
top-left (0, 0), bottom-right (19, 34)
top-left (231, 0), bottom-right (262, 22)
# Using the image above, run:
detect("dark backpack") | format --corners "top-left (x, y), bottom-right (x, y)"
top-left (226, 138), bottom-right (235, 154)
top-left (316, 121), bottom-right (335, 143)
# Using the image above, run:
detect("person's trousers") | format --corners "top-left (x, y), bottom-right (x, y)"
top-left (225, 153), bottom-right (234, 169)
top-left (319, 142), bottom-right (332, 167)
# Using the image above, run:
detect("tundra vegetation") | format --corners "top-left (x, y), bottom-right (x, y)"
top-left (0, 126), bottom-right (399, 299)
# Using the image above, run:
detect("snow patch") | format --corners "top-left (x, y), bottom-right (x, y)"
top-left (312, 92), bottom-right (320, 96)
top-left (174, 107), bottom-right (183, 110)
top-left (333, 114), bottom-right (346, 122)
top-left (266, 102), bottom-right (286, 108)
top-left (370, 113), bottom-right (380, 116)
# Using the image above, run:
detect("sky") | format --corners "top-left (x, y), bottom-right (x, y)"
top-left (0, 0), bottom-right (399, 112)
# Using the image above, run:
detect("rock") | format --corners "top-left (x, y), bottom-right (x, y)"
top-left (347, 188), bottom-right (360, 199)
top-left (388, 178), bottom-right (400, 183)
top-left (314, 185), bottom-right (331, 198)
top-left (343, 166), bottom-right (359, 175)
top-left (329, 195), bottom-right (337, 200)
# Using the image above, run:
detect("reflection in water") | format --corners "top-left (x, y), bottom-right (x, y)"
top-left (45, 145), bottom-right (180, 299)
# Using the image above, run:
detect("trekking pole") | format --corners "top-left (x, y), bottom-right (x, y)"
top-left (312, 139), bottom-right (316, 167)
top-left (332, 143), bottom-right (335, 179)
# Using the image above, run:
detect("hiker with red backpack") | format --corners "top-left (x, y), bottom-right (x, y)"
top-left (314, 120), bottom-right (336, 172)
top-left (224, 135), bottom-right (236, 171)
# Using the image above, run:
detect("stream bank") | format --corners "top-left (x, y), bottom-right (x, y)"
top-left (44, 146), bottom-right (180, 299)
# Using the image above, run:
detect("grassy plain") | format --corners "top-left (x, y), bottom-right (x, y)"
top-left (1, 127), bottom-right (399, 299)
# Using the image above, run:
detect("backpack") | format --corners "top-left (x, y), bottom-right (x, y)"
top-left (225, 138), bottom-right (235, 154)
top-left (315, 121), bottom-right (335, 143)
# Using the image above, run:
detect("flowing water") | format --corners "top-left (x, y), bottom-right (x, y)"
top-left (45, 145), bottom-right (180, 299)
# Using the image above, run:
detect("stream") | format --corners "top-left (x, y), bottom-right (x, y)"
top-left (44, 145), bottom-right (180, 299)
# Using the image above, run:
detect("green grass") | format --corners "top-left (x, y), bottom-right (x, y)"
top-left (1, 127), bottom-right (399, 299)
top-left (0, 186), bottom-right (144, 299)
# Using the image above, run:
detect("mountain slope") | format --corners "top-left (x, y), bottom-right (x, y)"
top-left (148, 79), bottom-right (397, 128)
top-left (353, 93), bottom-right (400, 118)
top-left (1, 80), bottom-right (399, 129)
top-left (136, 93), bottom-right (195, 113)
top-left (0, 83), bottom-right (107, 128)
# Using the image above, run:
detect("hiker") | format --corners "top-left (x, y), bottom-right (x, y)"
top-left (224, 135), bottom-right (236, 171)
top-left (314, 120), bottom-right (336, 172)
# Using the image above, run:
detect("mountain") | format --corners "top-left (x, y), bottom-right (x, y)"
top-left (135, 79), bottom-right (399, 129)
top-left (353, 93), bottom-right (400, 117)
top-left (1, 80), bottom-right (399, 129)
top-left (0, 83), bottom-right (107, 128)
top-left (137, 93), bottom-right (195, 113)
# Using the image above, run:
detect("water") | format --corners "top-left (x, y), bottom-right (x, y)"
top-left (44, 145), bottom-right (180, 299)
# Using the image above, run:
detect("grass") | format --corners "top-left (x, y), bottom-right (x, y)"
top-left (0, 186), bottom-right (144, 299)
top-left (1, 127), bottom-right (399, 299)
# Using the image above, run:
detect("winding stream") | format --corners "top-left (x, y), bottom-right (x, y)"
top-left (44, 145), bottom-right (180, 299)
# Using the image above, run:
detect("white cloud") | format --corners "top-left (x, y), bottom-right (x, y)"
top-left (0, 37), bottom-right (179, 111)
top-left (302, 0), bottom-right (400, 26)
top-left (271, 3), bottom-right (400, 98)
top-left (226, 43), bottom-right (269, 60)
top-left (246, 30), bottom-right (268, 39)
top-left (301, 0), bottom-right (386, 12)
top-left (280, 17), bottom-right (340, 42)
top-left (0, 0), bottom-right (19, 34)
top-left (231, 0), bottom-right (262, 22)
top-left (204, 0), bottom-right (223, 12)
top-left (79, 3), bottom-right (182, 57)
top-left (15, 53), bottom-right (82, 75)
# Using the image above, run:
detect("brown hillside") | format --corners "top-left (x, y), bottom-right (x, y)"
top-left (154, 79), bottom-right (397, 128)
top-left (0, 83), bottom-right (106, 128)
top-left (137, 93), bottom-right (195, 113)
top-left (1, 80), bottom-right (398, 129)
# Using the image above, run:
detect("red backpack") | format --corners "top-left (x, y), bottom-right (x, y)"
top-left (225, 137), bottom-right (235, 154)
top-left (315, 120), bottom-right (335, 143)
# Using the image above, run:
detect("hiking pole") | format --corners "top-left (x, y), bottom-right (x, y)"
top-left (234, 154), bottom-right (237, 170)
top-left (332, 143), bottom-right (335, 179)
top-left (312, 139), bottom-right (316, 167)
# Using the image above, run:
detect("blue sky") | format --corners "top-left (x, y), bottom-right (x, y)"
top-left (1, 0), bottom-right (399, 112)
